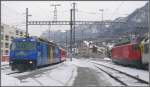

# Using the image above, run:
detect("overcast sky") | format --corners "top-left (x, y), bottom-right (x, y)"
top-left (2, 1), bottom-right (147, 36)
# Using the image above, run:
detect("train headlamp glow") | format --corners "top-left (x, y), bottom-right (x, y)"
top-left (30, 39), bottom-right (35, 41)
top-left (10, 61), bottom-right (13, 63)
top-left (29, 61), bottom-right (33, 64)
top-left (22, 40), bottom-right (26, 41)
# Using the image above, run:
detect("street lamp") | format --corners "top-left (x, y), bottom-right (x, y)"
top-left (26, 8), bottom-right (32, 37)
top-left (99, 9), bottom-right (104, 35)
top-left (99, 9), bottom-right (104, 22)
top-left (65, 30), bottom-right (68, 50)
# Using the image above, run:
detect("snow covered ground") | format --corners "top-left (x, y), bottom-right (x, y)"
top-left (1, 58), bottom-right (149, 86)
top-left (1, 58), bottom-right (119, 86)
top-left (1, 62), bottom-right (9, 66)
top-left (1, 59), bottom-right (77, 86)
top-left (91, 59), bottom-right (149, 82)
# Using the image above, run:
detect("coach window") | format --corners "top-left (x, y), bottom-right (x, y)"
top-left (5, 43), bottom-right (9, 48)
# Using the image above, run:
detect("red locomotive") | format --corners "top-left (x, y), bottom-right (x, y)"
top-left (112, 43), bottom-right (142, 67)
top-left (111, 34), bottom-right (149, 69)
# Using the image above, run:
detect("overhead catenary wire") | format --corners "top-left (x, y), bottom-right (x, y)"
top-left (35, 5), bottom-right (51, 21)
top-left (109, 1), bottom-right (124, 20)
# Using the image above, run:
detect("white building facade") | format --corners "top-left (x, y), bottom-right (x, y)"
top-left (1, 23), bottom-right (26, 62)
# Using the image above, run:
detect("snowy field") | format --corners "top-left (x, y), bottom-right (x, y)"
top-left (1, 58), bottom-right (149, 86)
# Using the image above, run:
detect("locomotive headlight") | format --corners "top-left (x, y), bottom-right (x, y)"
top-left (30, 39), bottom-right (35, 41)
top-left (29, 61), bottom-right (33, 64)
top-left (10, 61), bottom-right (13, 64)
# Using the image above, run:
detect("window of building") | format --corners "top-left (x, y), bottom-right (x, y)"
top-left (1, 34), bottom-right (3, 40)
top-left (11, 36), bottom-right (14, 41)
top-left (16, 30), bottom-right (19, 35)
top-left (20, 32), bottom-right (23, 36)
top-left (5, 35), bottom-right (9, 41)
top-left (1, 26), bottom-right (4, 32)
top-left (4, 50), bottom-right (9, 55)
top-left (1, 42), bottom-right (3, 48)
top-left (5, 43), bottom-right (9, 48)
top-left (1, 50), bottom-right (3, 55)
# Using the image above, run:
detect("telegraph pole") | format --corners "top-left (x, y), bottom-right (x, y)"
top-left (66, 30), bottom-right (67, 50)
top-left (99, 9), bottom-right (104, 35)
top-left (48, 25), bottom-right (51, 41)
top-left (99, 9), bottom-right (103, 22)
top-left (53, 32), bottom-right (55, 43)
top-left (51, 4), bottom-right (61, 21)
top-left (73, 3), bottom-right (76, 47)
top-left (26, 8), bottom-right (28, 37)
top-left (72, 2), bottom-right (77, 57)
top-left (26, 8), bottom-right (32, 37)
top-left (81, 29), bottom-right (84, 47)
top-left (50, 4), bottom-right (60, 42)
top-left (70, 9), bottom-right (73, 61)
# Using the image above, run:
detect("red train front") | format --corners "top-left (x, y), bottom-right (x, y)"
top-left (111, 43), bottom-right (142, 67)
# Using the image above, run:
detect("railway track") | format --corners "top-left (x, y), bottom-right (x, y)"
top-left (1, 64), bottom-right (10, 70)
top-left (5, 62), bottom-right (65, 77)
top-left (1, 64), bottom-right (9, 66)
top-left (91, 62), bottom-right (149, 86)
top-left (6, 71), bottom-right (21, 75)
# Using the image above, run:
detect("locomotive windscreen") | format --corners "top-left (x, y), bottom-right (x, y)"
top-left (10, 42), bottom-right (36, 50)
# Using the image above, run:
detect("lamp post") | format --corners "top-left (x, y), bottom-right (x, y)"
top-left (99, 9), bottom-right (104, 22)
top-left (26, 8), bottom-right (32, 37)
top-left (65, 30), bottom-right (68, 51)
top-left (99, 9), bottom-right (104, 35)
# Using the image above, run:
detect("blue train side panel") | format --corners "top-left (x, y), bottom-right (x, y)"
top-left (37, 42), bottom-right (49, 66)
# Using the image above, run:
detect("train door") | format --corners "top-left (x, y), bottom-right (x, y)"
top-left (56, 47), bottom-right (61, 63)
top-left (141, 40), bottom-right (149, 65)
top-left (49, 45), bottom-right (54, 64)
top-left (42, 43), bottom-right (48, 65)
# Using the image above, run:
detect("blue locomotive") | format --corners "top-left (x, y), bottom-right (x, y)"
top-left (9, 37), bottom-right (66, 71)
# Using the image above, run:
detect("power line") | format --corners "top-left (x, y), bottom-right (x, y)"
top-left (35, 5), bottom-right (51, 21)
top-left (109, 1), bottom-right (124, 20)
top-left (77, 10), bottom-right (99, 14)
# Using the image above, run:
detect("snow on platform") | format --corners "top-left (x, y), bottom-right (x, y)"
top-left (1, 59), bottom-right (78, 86)
top-left (1, 62), bottom-right (9, 66)
top-left (92, 60), bottom-right (149, 82)
top-left (1, 73), bottom-right (20, 86)
top-left (2, 58), bottom-right (147, 86)
top-left (103, 57), bottom-right (111, 60)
